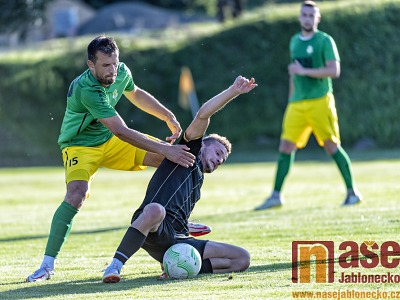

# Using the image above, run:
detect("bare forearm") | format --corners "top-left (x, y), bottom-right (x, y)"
top-left (125, 88), bottom-right (174, 122)
top-left (184, 76), bottom-right (257, 140)
top-left (125, 87), bottom-right (183, 142)
top-left (289, 60), bottom-right (340, 79)
top-left (197, 86), bottom-right (238, 119)
top-left (115, 127), bottom-right (168, 155)
top-left (100, 114), bottom-right (194, 167)
top-left (301, 66), bottom-right (340, 78)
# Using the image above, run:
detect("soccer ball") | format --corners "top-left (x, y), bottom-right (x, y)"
top-left (163, 243), bottom-right (202, 279)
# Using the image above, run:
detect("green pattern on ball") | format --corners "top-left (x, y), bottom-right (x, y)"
top-left (163, 243), bottom-right (202, 279)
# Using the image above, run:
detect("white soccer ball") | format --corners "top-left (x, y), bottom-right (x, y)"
top-left (163, 243), bottom-right (202, 279)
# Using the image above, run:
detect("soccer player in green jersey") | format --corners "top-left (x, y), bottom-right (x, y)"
top-left (26, 35), bottom-right (199, 282)
top-left (255, 1), bottom-right (362, 210)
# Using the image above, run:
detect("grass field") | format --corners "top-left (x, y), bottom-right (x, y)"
top-left (0, 152), bottom-right (399, 299)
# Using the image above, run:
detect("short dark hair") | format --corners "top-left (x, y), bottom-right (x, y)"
top-left (203, 133), bottom-right (232, 155)
top-left (87, 35), bottom-right (119, 63)
top-left (302, 1), bottom-right (320, 15)
top-left (302, 0), bottom-right (317, 8)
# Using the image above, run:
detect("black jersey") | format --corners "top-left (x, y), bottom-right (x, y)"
top-left (132, 136), bottom-right (204, 235)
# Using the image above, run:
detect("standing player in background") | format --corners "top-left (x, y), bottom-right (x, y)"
top-left (217, 0), bottom-right (243, 22)
top-left (255, 1), bottom-right (362, 210)
top-left (26, 35), bottom-right (205, 282)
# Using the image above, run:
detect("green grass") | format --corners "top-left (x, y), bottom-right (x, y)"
top-left (0, 153), bottom-right (399, 299)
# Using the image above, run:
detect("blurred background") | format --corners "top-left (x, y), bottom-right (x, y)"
top-left (0, 0), bottom-right (399, 167)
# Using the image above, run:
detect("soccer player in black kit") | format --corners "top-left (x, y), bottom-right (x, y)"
top-left (102, 75), bottom-right (257, 283)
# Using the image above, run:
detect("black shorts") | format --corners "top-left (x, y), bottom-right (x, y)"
top-left (141, 218), bottom-right (208, 263)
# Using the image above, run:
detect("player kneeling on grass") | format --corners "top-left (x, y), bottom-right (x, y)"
top-left (102, 75), bottom-right (257, 283)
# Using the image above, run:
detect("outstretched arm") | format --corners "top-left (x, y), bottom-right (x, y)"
top-left (100, 114), bottom-right (195, 168)
top-left (184, 76), bottom-right (257, 141)
top-left (124, 86), bottom-right (182, 143)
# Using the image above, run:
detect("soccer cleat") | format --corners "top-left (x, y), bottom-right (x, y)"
top-left (254, 194), bottom-right (284, 211)
top-left (342, 191), bottom-right (362, 206)
top-left (188, 221), bottom-right (212, 237)
top-left (102, 262), bottom-right (121, 283)
top-left (26, 265), bottom-right (54, 282)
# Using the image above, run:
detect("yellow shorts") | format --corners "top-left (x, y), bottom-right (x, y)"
top-left (281, 93), bottom-right (341, 149)
top-left (62, 135), bottom-right (149, 184)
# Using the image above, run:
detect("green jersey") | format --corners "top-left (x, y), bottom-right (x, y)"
top-left (58, 62), bottom-right (135, 150)
top-left (289, 30), bottom-right (340, 102)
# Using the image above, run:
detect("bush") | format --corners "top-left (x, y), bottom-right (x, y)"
top-left (1, 0), bottom-right (399, 166)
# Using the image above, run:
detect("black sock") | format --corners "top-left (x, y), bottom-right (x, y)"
top-left (114, 227), bottom-right (146, 264)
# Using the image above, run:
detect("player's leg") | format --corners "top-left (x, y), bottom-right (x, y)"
top-left (101, 137), bottom-right (163, 282)
top-left (217, 0), bottom-right (227, 22)
top-left (312, 94), bottom-right (362, 205)
top-left (232, 0), bottom-right (243, 18)
top-left (201, 241), bottom-right (250, 273)
top-left (143, 152), bottom-right (164, 167)
top-left (325, 140), bottom-right (362, 205)
top-left (255, 139), bottom-right (296, 211)
top-left (256, 102), bottom-right (310, 210)
top-left (275, 139), bottom-right (297, 192)
top-left (26, 146), bottom-right (101, 282)
top-left (103, 203), bottom-right (166, 283)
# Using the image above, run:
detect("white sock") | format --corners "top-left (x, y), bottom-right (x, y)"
top-left (272, 190), bottom-right (280, 198)
top-left (112, 258), bottom-right (123, 271)
top-left (40, 255), bottom-right (56, 270)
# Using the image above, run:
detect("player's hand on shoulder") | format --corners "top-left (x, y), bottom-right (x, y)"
top-left (232, 76), bottom-right (257, 94)
top-left (164, 144), bottom-right (195, 168)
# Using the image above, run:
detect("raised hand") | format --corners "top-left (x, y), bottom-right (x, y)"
top-left (232, 76), bottom-right (257, 94)
top-left (165, 116), bottom-right (183, 144)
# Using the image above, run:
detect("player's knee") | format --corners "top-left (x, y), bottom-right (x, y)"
top-left (279, 139), bottom-right (295, 153)
top-left (65, 183), bottom-right (88, 209)
top-left (236, 248), bottom-right (250, 272)
top-left (323, 140), bottom-right (338, 155)
top-left (143, 152), bottom-right (164, 167)
top-left (143, 203), bottom-right (165, 223)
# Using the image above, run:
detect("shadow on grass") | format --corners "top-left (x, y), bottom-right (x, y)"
top-left (0, 275), bottom-right (169, 299)
top-left (0, 264), bottom-right (287, 299)
top-left (0, 206), bottom-right (290, 244)
top-left (0, 205), bottom-right (285, 244)
top-left (0, 226), bottom-right (126, 243)
top-left (247, 262), bottom-right (292, 273)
